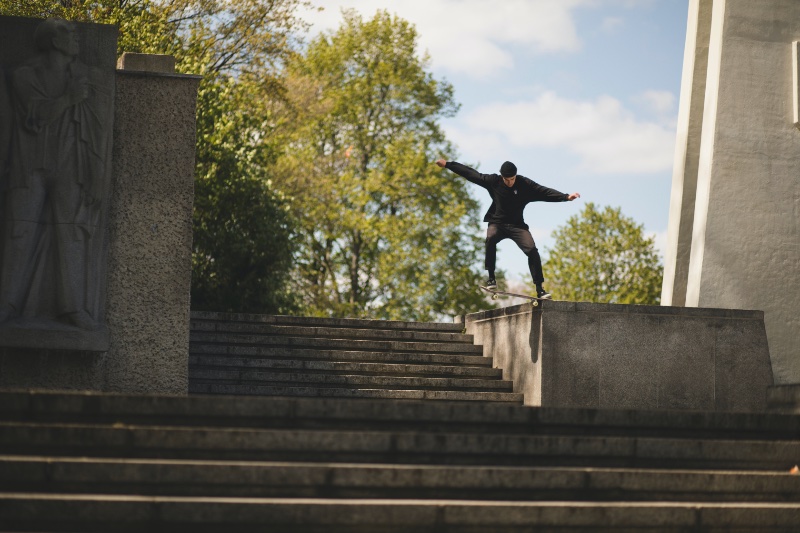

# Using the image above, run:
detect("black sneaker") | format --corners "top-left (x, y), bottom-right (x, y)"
top-left (536, 287), bottom-right (552, 300)
top-left (485, 277), bottom-right (497, 289)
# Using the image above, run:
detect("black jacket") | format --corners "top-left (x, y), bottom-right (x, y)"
top-left (445, 161), bottom-right (568, 229)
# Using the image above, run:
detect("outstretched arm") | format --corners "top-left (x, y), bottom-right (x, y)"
top-left (435, 159), bottom-right (492, 187)
top-left (525, 180), bottom-right (581, 202)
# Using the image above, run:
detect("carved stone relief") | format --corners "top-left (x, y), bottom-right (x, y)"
top-left (0, 17), bottom-right (115, 338)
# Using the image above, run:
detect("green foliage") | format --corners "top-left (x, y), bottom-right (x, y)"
top-left (275, 10), bottom-right (488, 320)
top-left (543, 203), bottom-right (663, 304)
top-left (0, 0), bottom-right (307, 313)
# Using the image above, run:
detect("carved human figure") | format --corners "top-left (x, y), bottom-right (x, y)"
top-left (0, 18), bottom-right (112, 329)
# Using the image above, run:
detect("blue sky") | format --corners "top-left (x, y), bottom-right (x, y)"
top-left (301, 0), bottom-right (689, 281)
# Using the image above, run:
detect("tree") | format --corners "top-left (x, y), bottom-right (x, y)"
top-left (542, 203), bottom-right (663, 304)
top-left (274, 10), bottom-right (488, 320)
top-left (0, 0), bottom-right (308, 313)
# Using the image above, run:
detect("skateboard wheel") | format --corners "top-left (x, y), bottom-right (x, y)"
top-left (532, 300), bottom-right (539, 307)
top-left (492, 294), bottom-right (498, 300)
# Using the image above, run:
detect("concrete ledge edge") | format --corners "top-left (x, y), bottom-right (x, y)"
top-left (465, 300), bottom-right (764, 323)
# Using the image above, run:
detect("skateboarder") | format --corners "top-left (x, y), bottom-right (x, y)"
top-left (435, 159), bottom-right (580, 299)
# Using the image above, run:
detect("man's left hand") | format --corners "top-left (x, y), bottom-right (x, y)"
top-left (567, 193), bottom-right (581, 201)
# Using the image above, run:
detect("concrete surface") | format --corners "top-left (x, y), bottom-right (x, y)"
top-left (2, 389), bottom-right (800, 530)
top-left (465, 300), bottom-right (773, 412)
top-left (662, 0), bottom-right (800, 385)
top-left (116, 52), bottom-right (175, 73)
top-left (188, 313), bottom-right (516, 402)
top-left (0, 44), bottom-right (199, 395)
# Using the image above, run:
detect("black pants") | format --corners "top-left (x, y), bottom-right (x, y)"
top-left (485, 223), bottom-right (544, 284)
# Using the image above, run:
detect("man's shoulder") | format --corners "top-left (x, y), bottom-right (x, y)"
top-left (517, 176), bottom-right (539, 187)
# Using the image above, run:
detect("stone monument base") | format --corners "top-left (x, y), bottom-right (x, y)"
top-left (465, 300), bottom-right (773, 412)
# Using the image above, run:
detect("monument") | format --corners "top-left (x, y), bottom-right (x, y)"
top-left (663, 0), bottom-right (800, 385)
top-left (0, 16), bottom-right (200, 394)
top-left (0, 18), bottom-right (114, 335)
top-left (0, 17), bottom-right (115, 348)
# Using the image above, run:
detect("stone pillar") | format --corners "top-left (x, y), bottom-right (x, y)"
top-left (663, 0), bottom-right (800, 384)
top-left (662, 0), bottom-right (714, 307)
top-left (104, 55), bottom-right (200, 394)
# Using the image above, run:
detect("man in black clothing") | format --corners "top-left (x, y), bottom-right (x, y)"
top-left (435, 159), bottom-right (580, 299)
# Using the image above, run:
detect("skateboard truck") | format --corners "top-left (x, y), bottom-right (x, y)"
top-left (479, 286), bottom-right (551, 307)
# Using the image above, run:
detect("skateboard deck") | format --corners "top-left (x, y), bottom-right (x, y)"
top-left (479, 286), bottom-right (554, 307)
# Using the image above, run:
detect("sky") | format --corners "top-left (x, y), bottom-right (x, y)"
top-left (299, 0), bottom-right (689, 281)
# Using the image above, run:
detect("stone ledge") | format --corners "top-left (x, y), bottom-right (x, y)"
top-left (465, 302), bottom-right (773, 412)
top-left (0, 323), bottom-right (109, 352)
top-left (467, 300), bottom-right (764, 323)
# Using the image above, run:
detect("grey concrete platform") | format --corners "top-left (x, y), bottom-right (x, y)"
top-left (189, 312), bottom-right (502, 402)
top-left (767, 384), bottom-right (800, 414)
top-left (189, 356), bottom-right (503, 378)
top-left (2, 494), bottom-right (800, 532)
top-left (188, 385), bottom-right (523, 403)
top-left (192, 311), bottom-right (466, 333)
top-left (191, 322), bottom-right (474, 344)
top-left (2, 390), bottom-right (799, 530)
top-left (466, 300), bottom-right (774, 412)
top-left (3, 391), bottom-right (799, 438)
top-left (190, 333), bottom-right (483, 355)
top-left (2, 420), bottom-right (798, 469)
top-left (189, 369), bottom-right (514, 391)
top-left (3, 456), bottom-right (799, 502)
top-left (190, 345), bottom-right (493, 367)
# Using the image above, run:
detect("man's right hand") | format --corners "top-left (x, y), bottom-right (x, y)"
top-left (435, 159), bottom-right (447, 168)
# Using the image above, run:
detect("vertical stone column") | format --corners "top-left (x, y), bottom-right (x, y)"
top-left (664, 0), bottom-right (800, 384)
top-left (105, 54), bottom-right (200, 394)
top-left (662, 0), bottom-right (714, 306)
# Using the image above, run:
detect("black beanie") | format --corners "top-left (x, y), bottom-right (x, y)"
top-left (500, 161), bottom-right (517, 177)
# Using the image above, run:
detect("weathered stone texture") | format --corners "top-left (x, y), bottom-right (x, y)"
top-left (663, 0), bottom-right (800, 384)
top-left (0, 34), bottom-right (199, 394)
top-left (466, 300), bottom-right (773, 412)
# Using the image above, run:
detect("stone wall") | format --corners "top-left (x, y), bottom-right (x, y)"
top-left (465, 300), bottom-right (773, 412)
top-left (0, 43), bottom-right (199, 395)
top-left (662, 0), bottom-right (800, 384)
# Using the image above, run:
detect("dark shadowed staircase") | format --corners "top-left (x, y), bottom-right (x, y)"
top-left (188, 311), bottom-right (521, 403)
top-left (1, 311), bottom-right (799, 531)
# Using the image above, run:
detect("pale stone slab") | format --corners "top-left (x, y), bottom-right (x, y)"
top-left (465, 301), bottom-right (773, 412)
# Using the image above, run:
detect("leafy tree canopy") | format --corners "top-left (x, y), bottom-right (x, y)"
top-left (0, 0), bottom-right (308, 313)
top-left (542, 202), bottom-right (663, 305)
top-left (274, 10), bottom-right (489, 320)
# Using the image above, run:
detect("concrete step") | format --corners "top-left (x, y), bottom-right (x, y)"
top-left (191, 311), bottom-right (466, 334)
top-left (190, 333), bottom-right (484, 356)
top-left (188, 369), bottom-right (514, 392)
top-left (2, 493), bottom-right (800, 531)
top-left (4, 456), bottom-right (799, 502)
top-left (188, 384), bottom-right (523, 402)
top-left (189, 346), bottom-right (492, 367)
top-left (767, 384), bottom-right (800, 414)
top-left (191, 321), bottom-right (474, 345)
top-left (4, 391), bottom-right (800, 440)
top-left (2, 421), bottom-right (798, 470)
top-left (189, 355), bottom-right (503, 379)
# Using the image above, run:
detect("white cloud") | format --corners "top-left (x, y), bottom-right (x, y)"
top-left (301, 0), bottom-right (592, 79)
top-left (460, 91), bottom-right (676, 175)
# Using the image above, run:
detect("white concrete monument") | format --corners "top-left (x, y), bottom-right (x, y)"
top-left (663, 0), bottom-right (800, 384)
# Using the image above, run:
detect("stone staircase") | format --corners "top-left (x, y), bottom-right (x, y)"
top-left (189, 312), bottom-right (522, 403)
top-left (1, 312), bottom-right (800, 530)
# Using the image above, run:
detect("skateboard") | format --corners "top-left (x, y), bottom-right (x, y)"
top-left (479, 286), bottom-right (554, 307)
